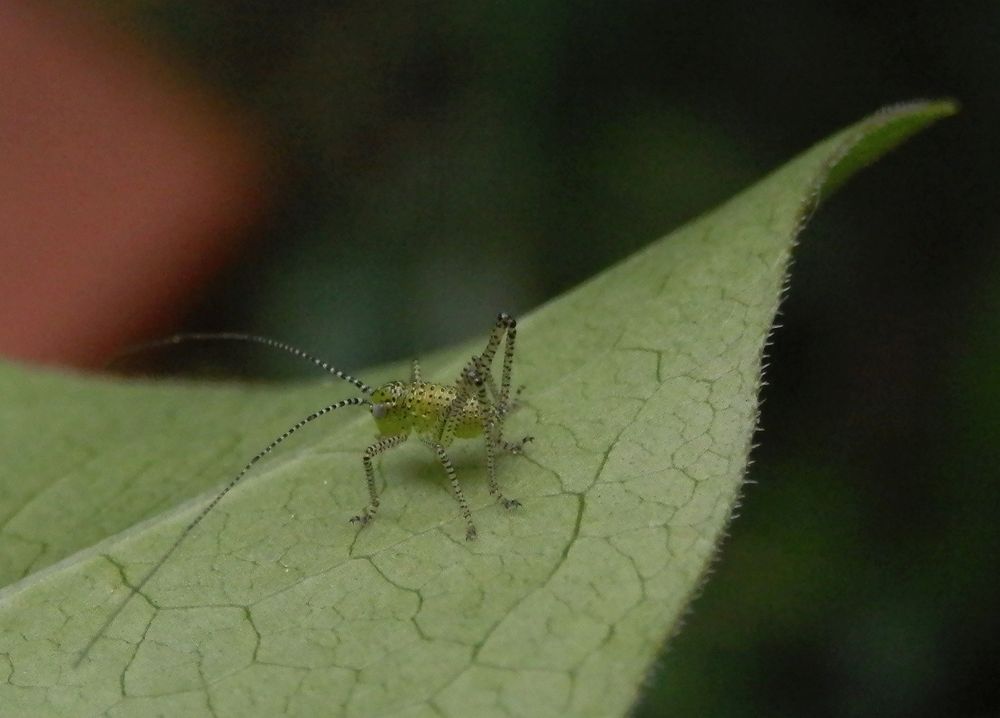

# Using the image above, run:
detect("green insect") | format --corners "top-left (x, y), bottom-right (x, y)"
top-left (78, 313), bottom-right (530, 664)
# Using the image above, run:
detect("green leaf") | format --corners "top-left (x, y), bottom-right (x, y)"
top-left (0, 100), bottom-right (954, 716)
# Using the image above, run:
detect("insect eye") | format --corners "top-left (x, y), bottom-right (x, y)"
top-left (371, 402), bottom-right (388, 419)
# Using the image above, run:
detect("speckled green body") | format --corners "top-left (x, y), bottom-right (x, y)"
top-left (357, 313), bottom-right (528, 541)
top-left (370, 380), bottom-right (490, 443)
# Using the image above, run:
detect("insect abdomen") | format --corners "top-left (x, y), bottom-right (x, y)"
top-left (404, 382), bottom-right (484, 440)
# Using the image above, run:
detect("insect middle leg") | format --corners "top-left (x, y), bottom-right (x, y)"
top-left (428, 363), bottom-right (495, 539)
top-left (351, 434), bottom-right (408, 526)
top-left (428, 441), bottom-right (477, 541)
top-left (484, 427), bottom-right (522, 509)
top-left (500, 435), bottom-right (534, 454)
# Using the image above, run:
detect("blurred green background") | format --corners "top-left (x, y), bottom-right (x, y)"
top-left (87, 2), bottom-right (1000, 715)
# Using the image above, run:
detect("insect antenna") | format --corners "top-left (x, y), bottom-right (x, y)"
top-left (110, 332), bottom-right (372, 394)
top-left (75, 395), bottom-right (369, 667)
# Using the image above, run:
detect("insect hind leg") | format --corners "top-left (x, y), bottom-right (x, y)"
top-left (473, 312), bottom-right (518, 410)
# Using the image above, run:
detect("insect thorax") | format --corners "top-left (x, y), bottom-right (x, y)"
top-left (369, 380), bottom-right (488, 442)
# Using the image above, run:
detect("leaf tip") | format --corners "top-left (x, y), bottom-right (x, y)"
top-left (815, 97), bottom-right (958, 202)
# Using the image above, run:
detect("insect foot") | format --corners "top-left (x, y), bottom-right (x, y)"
top-left (349, 507), bottom-right (377, 526)
top-left (466, 524), bottom-right (478, 541)
top-left (502, 435), bottom-right (534, 455)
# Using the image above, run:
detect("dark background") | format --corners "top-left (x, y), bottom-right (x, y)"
top-left (6, 2), bottom-right (999, 715)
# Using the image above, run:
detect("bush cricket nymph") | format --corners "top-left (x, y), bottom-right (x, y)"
top-left (77, 312), bottom-right (531, 665)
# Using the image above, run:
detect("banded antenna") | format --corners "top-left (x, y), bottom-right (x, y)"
top-left (110, 332), bottom-right (372, 394)
top-left (80, 332), bottom-right (377, 666)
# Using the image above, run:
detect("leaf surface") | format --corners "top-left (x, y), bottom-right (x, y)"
top-left (0, 101), bottom-right (954, 717)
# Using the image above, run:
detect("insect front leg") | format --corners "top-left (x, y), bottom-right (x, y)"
top-left (351, 434), bottom-right (408, 527)
top-left (410, 359), bottom-right (421, 383)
